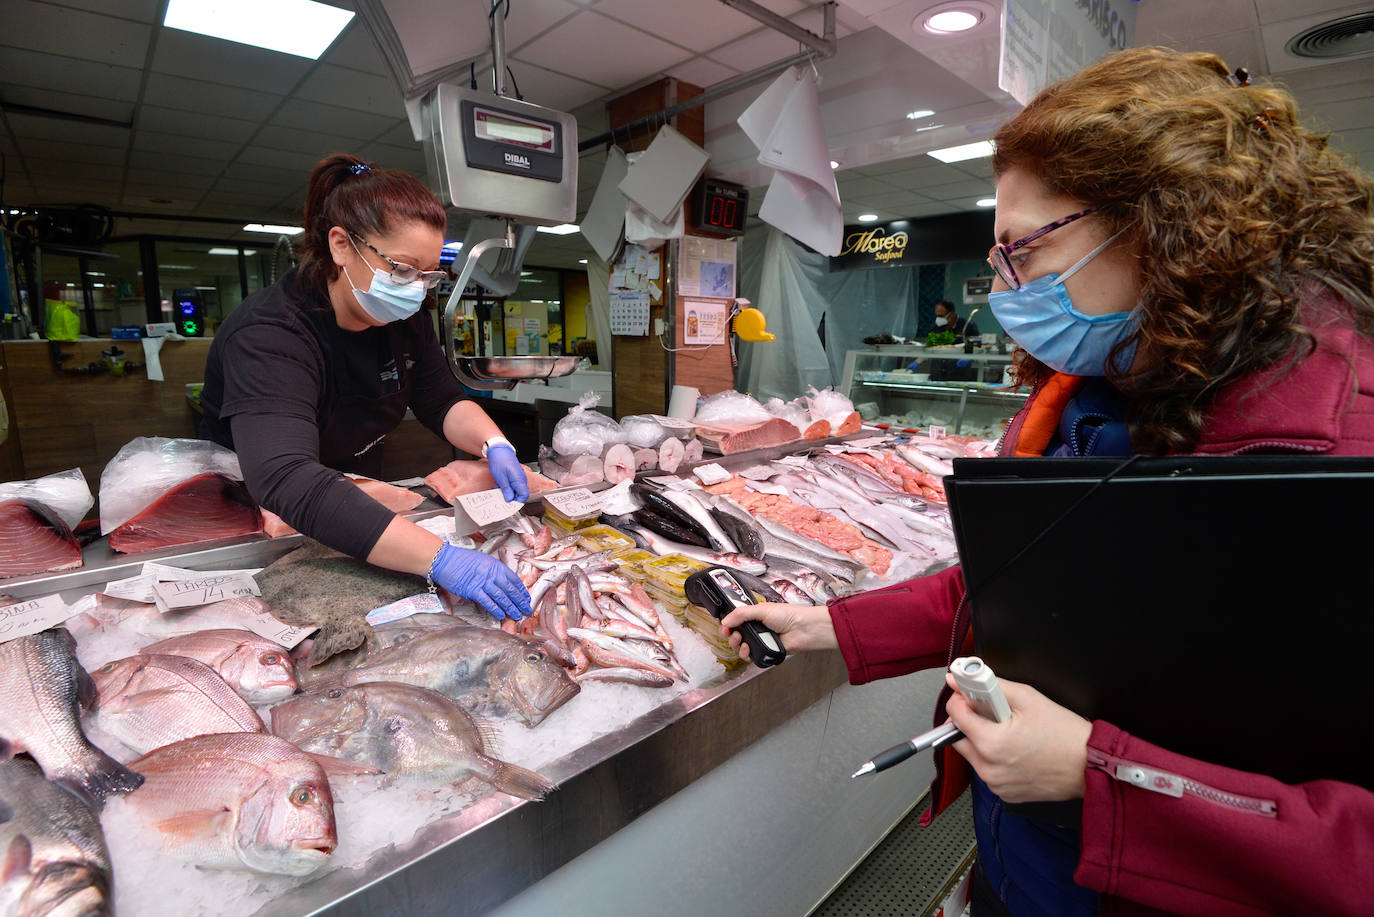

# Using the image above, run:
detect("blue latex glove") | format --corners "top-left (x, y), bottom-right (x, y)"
top-left (486, 444), bottom-right (529, 503)
top-left (430, 542), bottom-right (531, 621)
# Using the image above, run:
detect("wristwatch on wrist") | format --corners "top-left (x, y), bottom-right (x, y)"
top-left (481, 436), bottom-right (513, 458)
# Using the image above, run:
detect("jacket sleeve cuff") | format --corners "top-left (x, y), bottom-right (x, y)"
top-left (828, 565), bottom-right (964, 685)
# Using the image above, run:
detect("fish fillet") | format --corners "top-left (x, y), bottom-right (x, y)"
top-left (694, 418), bottom-right (801, 454)
top-left (425, 460), bottom-right (557, 504)
top-left (0, 499), bottom-right (83, 578)
top-left (107, 473), bottom-right (263, 554)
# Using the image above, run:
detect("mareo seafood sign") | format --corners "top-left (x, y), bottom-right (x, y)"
top-left (837, 225), bottom-right (909, 266)
top-left (830, 211), bottom-right (996, 271)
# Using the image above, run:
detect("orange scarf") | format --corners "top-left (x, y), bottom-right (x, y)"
top-left (1011, 373), bottom-right (1088, 457)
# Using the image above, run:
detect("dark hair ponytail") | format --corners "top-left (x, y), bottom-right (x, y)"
top-left (297, 153), bottom-right (446, 302)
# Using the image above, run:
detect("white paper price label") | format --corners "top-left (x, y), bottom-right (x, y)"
top-left (929, 426), bottom-right (948, 439)
top-left (243, 612), bottom-right (314, 650)
top-left (692, 463), bottom-right (732, 486)
top-left (153, 572), bottom-right (261, 611)
top-left (542, 487), bottom-right (604, 519)
top-left (365, 593), bottom-right (447, 626)
top-left (745, 480), bottom-right (790, 496)
top-left (456, 489), bottom-right (524, 527)
top-left (0, 594), bottom-right (77, 643)
top-left (775, 455), bottom-right (810, 467)
top-left (845, 436), bottom-right (891, 448)
top-left (104, 563), bottom-right (264, 604)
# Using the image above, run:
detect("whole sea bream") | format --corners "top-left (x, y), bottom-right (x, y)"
top-left (126, 732), bottom-right (337, 876)
top-left (143, 628), bottom-right (297, 704)
top-left (0, 757), bottom-right (113, 917)
top-left (88, 653), bottom-right (265, 755)
top-left (0, 628), bottom-right (143, 806)
top-left (323, 624), bottom-right (580, 727)
top-left (271, 681), bottom-right (557, 800)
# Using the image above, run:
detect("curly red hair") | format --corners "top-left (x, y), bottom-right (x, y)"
top-left (994, 47), bottom-right (1374, 453)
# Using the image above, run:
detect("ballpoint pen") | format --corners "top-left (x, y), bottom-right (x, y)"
top-left (851, 721), bottom-right (964, 778)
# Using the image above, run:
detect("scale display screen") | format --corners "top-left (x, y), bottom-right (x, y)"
top-left (473, 108), bottom-right (555, 150)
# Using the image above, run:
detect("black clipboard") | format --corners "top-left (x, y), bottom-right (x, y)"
top-left (944, 455), bottom-right (1374, 787)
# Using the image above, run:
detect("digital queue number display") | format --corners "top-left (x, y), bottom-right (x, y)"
top-left (689, 176), bottom-right (749, 237)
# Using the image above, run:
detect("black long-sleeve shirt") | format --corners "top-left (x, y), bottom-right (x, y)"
top-left (198, 269), bottom-right (463, 558)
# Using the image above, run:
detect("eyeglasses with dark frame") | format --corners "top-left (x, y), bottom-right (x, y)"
top-left (349, 232), bottom-right (447, 290)
top-left (986, 205), bottom-right (1100, 291)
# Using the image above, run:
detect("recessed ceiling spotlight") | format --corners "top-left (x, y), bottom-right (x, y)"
top-left (916, 1), bottom-right (993, 37)
top-left (857, 213), bottom-right (879, 223)
top-left (905, 110), bottom-right (936, 120)
top-left (976, 198), bottom-right (997, 208)
top-left (830, 160), bottom-right (841, 170)
top-left (578, 259), bottom-right (588, 264)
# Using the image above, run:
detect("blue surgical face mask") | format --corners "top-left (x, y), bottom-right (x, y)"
top-left (343, 240), bottom-right (427, 324)
top-left (987, 229), bottom-right (1137, 376)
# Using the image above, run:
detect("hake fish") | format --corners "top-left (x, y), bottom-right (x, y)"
top-left (143, 629), bottom-right (297, 704)
top-left (0, 628), bottom-right (143, 807)
top-left (89, 653), bottom-right (265, 755)
top-left (326, 625), bottom-right (580, 727)
top-left (0, 757), bottom-right (112, 917)
top-left (127, 732), bottom-right (336, 876)
top-left (270, 682), bottom-right (556, 800)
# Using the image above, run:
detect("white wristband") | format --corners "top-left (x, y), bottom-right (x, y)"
top-left (481, 436), bottom-right (513, 458)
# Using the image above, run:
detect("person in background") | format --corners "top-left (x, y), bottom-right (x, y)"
top-left (722, 47), bottom-right (1374, 916)
top-left (199, 153), bottom-right (531, 623)
top-left (934, 299), bottom-right (979, 340)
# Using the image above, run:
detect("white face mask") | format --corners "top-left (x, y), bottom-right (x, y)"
top-left (934, 316), bottom-right (949, 327)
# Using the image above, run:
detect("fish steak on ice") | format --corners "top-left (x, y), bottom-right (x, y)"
top-left (88, 653), bottom-right (265, 755)
top-left (142, 629), bottom-right (297, 704)
top-left (126, 732), bottom-right (337, 876)
top-left (271, 681), bottom-right (556, 800)
top-left (0, 628), bottom-right (143, 806)
top-left (325, 625), bottom-right (580, 727)
top-left (0, 757), bottom-right (112, 917)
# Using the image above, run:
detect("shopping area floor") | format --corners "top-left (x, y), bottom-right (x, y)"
top-left (811, 788), bottom-right (975, 917)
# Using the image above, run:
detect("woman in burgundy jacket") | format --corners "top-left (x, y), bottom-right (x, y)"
top-left (721, 48), bottom-right (1374, 917)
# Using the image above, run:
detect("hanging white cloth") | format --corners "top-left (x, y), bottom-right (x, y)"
top-left (584, 259), bottom-right (614, 372)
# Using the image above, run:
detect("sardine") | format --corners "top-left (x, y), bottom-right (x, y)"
top-left (89, 654), bottom-right (265, 755)
top-left (127, 732), bottom-right (336, 876)
top-left (329, 626), bottom-right (580, 727)
top-left (0, 628), bottom-right (143, 807)
top-left (142, 629), bottom-right (298, 704)
top-left (270, 683), bottom-right (556, 800)
top-left (0, 757), bottom-right (112, 917)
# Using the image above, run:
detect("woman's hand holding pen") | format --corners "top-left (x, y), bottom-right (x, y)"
top-left (718, 603), bottom-right (837, 660)
top-left (945, 673), bottom-right (1092, 803)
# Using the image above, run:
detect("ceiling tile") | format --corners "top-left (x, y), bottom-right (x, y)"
top-left (478, 60), bottom-right (609, 111)
top-left (252, 123), bottom-right (365, 156)
top-left (836, 175), bottom-right (898, 197)
top-left (271, 98), bottom-right (401, 141)
top-left (221, 160), bottom-right (308, 184)
top-left (703, 25), bottom-right (798, 72)
top-left (141, 74), bottom-right (284, 122)
top-left (27, 159), bottom-right (125, 183)
top-left (150, 28), bottom-right (314, 95)
top-left (293, 64), bottom-right (405, 115)
top-left (0, 87), bottom-right (135, 124)
top-left (593, 0), bottom-right (760, 53)
top-left (324, 21), bottom-right (391, 76)
top-left (4, 1), bottom-right (151, 68)
top-left (45, 0), bottom-right (161, 23)
top-left (127, 149), bottom-right (225, 176)
top-left (879, 161), bottom-right (976, 190)
top-left (1252, 0), bottom-right (1366, 24)
top-left (666, 56), bottom-right (741, 89)
top-left (13, 140), bottom-right (127, 169)
top-left (132, 130), bottom-right (241, 161)
top-left (376, 121), bottom-right (420, 146)
top-left (1306, 98), bottom-right (1374, 132)
top-left (1331, 125), bottom-right (1374, 154)
top-left (125, 168), bottom-right (217, 193)
top-left (356, 141), bottom-right (427, 174)
top-left (1135, 0), bottom-right (1257, 48)
top-left (0, 48), bottom-right (143, 102)
top-left (5, 114), bottom-right (130, 149)
top-left (138, 106), bottom-right (258, 143)
top-left (1165, 30), bottom-right (1266, 74)
top-left (236, 146), bottom-right (331, 172)
top-left (502, 0), bottom-right (586, 51)
top-left (925, 179), bottom-right (997, 201)
top-left (200, 189), bottom-right (291, 209)
top-left (516, 11), bottom-right (694, 91)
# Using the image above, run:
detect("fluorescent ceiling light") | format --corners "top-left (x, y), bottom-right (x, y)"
top-left (86, 272), bottom-right (105, 277)
top-left (164, 0), bottom-right (353, 60)
top-left (578, 259), bottom-right (588, 264)
top-left (914, 123), bottom-right (945, 132)
top-left (976, 198), bottom-right (997, 208)
top-left (928, 140), bottom-right (994, 163)
top-left (905, 109), bottom-right (936, 120)
top-left (208, 247), bottom-right (256, 255)
top-left (924, 9), bottom-right (981, 33)
top-left (857, 213), bottom-right (879, 223)
top-left (243, 223), bottom-right (305, 234)
top-left (536, 223), bottom-right (580, 235)
top-left (442, 241), bottom-right (463, 252)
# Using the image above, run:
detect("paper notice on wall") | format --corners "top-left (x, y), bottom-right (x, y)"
top-left (679, 236), bottom-right (737, 298)
top-left (682, 298), bottom-right (728, 346)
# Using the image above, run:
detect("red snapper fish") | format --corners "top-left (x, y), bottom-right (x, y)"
top-left (142, 629), bottom-right (297, 704)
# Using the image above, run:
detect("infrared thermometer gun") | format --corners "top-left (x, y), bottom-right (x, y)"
top-left (949, 656), bottom-right (1012, 723)
top-left (683, 566), bottom-right (787, 668)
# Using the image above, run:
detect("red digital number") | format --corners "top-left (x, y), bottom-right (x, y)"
top-left (723, 200), bottom-right (737, 228)
top-left (709, 196), bottom-right (723, 225)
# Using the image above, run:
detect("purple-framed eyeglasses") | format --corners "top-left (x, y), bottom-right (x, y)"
top-left (349, 232), bottom-right (447, 290)
top-left (987, 205), bottom-right (1100, 290)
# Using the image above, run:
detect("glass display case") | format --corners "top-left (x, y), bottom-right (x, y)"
top-left (841, 345), bottom-right (1028, 439)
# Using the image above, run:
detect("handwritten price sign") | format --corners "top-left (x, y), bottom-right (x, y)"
top-left (453, 488), bottom-right (523, 536)
top-left (542, 487), bottom-right (603, 519)
top-left (153, 572), bottom-right (261, 611)
top-left (0, 595), bottom-right (76, 643)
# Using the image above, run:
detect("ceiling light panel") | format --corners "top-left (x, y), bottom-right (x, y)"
top-left (163, 0), bottom-right (354, 60)
top-left (927, 140), bottom-right (995, 162)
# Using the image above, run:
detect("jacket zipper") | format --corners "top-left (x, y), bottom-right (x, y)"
top-left (1086, 749), bottom-right (1279, 817)
top-left (1225, 440), bottom-right (1326, 454)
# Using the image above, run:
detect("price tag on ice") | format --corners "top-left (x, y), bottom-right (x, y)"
top-left (542, 486), bottom-right (604, 519)
top-left (365, 593), bottom-right (447, 626)
top-left (0, 594), bottom-right (78, 643)
top-left (929, 425), bottom-right (948, 439)
top-left (241, 611), bottom-right (314, 650)
top-left (153, 572), bottom-right (261, 611)
top-left (692, 463), bottom-right (732, 486)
